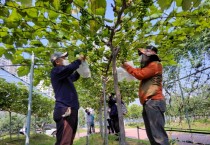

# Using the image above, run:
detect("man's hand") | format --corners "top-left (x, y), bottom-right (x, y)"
top-left (78, 54), bottom-right (86, 61)
top-left (121, 61), bottom-right (128, 69)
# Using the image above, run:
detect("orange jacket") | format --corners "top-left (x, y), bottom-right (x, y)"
top-left (123, 61), bottom-right (164, 105)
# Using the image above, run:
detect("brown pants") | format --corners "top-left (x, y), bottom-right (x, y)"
top-left (53, 108), bottom-right (78, 145)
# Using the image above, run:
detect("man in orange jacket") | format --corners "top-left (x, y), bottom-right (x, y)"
top-left (122, 46), bottom-right (169, 145)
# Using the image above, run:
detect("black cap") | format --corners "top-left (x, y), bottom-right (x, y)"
top-left (146, 45), bottom-right (158, 53)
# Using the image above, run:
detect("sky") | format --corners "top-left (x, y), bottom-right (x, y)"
top-left (0, 68), bottom-right (28, 84)
top-left (0, 68), bottom-right (51, 98)
top-left (105, 0), bottom-right (114, 20)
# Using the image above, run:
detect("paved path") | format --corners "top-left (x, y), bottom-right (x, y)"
top-left (168, 131), bottom-right (210, 145)
top-left (75, 128), bottom-right (210, 145)
top-left (125, 128), bottom-right (210, 145)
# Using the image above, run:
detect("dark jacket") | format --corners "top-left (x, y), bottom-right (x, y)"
top-left (50, 59), bottom-right (81, 110)
top-left (108, 97), bottom-right (118, 116)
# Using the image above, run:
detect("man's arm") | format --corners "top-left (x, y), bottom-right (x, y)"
top-left (123, 62), bottom-right (157, 80)
top-left (53, 59), bottom-right (81, 80)
top-left (69, 71), bottom-right (80, 82)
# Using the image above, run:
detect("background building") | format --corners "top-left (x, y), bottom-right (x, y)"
top-left (0, 56), bottom-right (53, 98)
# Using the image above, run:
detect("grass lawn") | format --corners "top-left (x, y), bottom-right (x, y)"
top-left (0, 134), bottom-right (55, 145)
top-left (165, 118), bottom-right (210, 131)
top-left (74, 133), bottom-right (149, 145)
top-left (127, 119), bottom-right (210, 132)
top-left (0, 133), bottom-right (149, 145)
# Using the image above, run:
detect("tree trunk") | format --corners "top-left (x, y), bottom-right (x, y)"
top-left (9, 111), bottom-right (12, 140)
top-left (99, 96), bottom-right (103, 137)
top-left (112, 52), bottom-right (126, 145)
top-left (34, 115), bottom-right (36, 134)
top-left (102, 78), bottom-right (108, 145)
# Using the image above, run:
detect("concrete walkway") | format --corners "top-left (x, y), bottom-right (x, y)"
top-left (75, 128), bottom-right (210, 145)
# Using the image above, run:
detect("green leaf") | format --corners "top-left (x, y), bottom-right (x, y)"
top-left (35, 1), bottom-right (44, 7)
top-left (98, 47), bottom-right (105, 55)
top-left (182, 0), bottom-right (192, 11)
top-left (95, 8), bottom-right (105, 16)
top-left (71, 20), bottom-right (79, 29)
top-left (24, 32), bottom-right (32, 39)
top-left (5, 44), bottom-right (14, 50)
top-left (5, 1), bottom-right (19, 7)
top-left (150, 13), bottom-right (162, 19)
top-left (90, 20), bottom-right (100, 34)
top-left (176, 0), bottom-right (182, 7)
top-left (12, 54), bottom-right (25, 64)
top-left (157, 0), bottom-right (173, 10)
top-left (192, 0), bottom-right (201, 7)
top-left (23, 8), bottom-right (38, 18)
top-left (30, 40), bottom-right (43, 46)
top-left (0, 47), bottom-right (6, 57)
top-left (4, 52), bottom-right (13, 60)
top-left (52, 0), bottom-right (60, 10)
top-left (2, 36), bottom-right (14, 45)
top-left (115, 0), bottom-right (122, 7)
top-left (43, 1), bottom-right (50, 7)
top-left (104, 18), bottom-right (113, 23)
top-left (15, 41), bottom-right (23, 47)
top-left (17, 0), bottom-right (32, 6)
top-left (177, 35), bottom-right (186, 41)
top-left (74, 0), bottom-right (85, 7)
top-left (0, 8), bottom-right (9, 17)
top-left (90, 0), bottom-right (106, 16)
top-left (49, 10), bottom-right (59, 19)
top-left (17, 66), bottom-right (30, 77)
top-left (0, 28), bottom-right (8, 37)
top-left (6, 9), bottom-right (21, 23)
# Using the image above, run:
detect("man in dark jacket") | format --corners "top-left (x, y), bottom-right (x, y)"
top-left (108, 93), bottom-right (119, 136)
top-left (50, 52), bottom-right (85, 145)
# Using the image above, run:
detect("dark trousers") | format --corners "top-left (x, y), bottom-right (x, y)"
top-left (87, 123), bottom-right (95, 134)
top-left (110, 115), bottom-right (119, 134)
top-left (142, 100), bottom-right (169, 145)
top-left (53, 108), bottom-right (78, 145)
top-left (107, 119), bottom-right (114, 134)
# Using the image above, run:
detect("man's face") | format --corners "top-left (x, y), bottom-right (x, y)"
top-left (140, 54), bottom-right (150, 68)
top-left (55, 56), bottom-right (69, 66)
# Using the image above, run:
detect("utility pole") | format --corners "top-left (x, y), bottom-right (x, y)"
top-left (25, 52), bottom-right (35, 145)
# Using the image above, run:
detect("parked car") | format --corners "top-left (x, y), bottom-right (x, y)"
top-left (45, 128), bottom-right (56, 137)
top-left (42, 123), bottom-right (56, 137)
top-left (19, 123), bottom-right (57, 137)
top-left (19, 127), bottom-right (42, 135)
top-left (19, 127), bottom-right (26, 135)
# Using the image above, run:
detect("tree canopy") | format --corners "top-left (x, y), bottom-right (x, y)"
top-left (1, 0), bottom-right (209, 107)
top-left (0, 78), bottom-right (53, 117)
